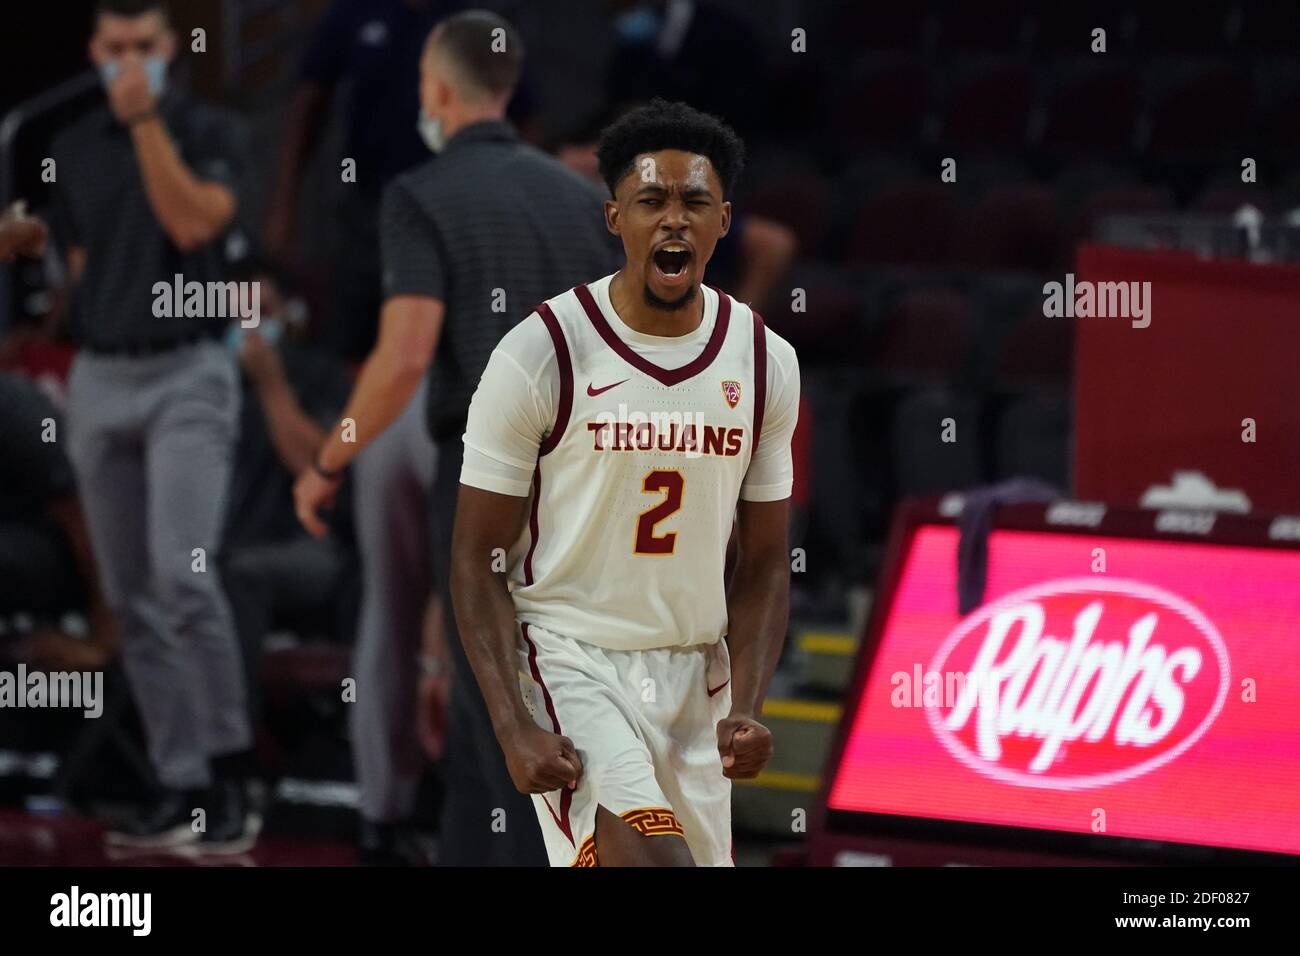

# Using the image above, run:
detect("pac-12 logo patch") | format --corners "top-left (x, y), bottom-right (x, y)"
top-left (721, 380), bottom-right (742, 409)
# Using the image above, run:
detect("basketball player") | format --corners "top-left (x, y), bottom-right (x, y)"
top-left (450, 99), bottom-right (799, 866)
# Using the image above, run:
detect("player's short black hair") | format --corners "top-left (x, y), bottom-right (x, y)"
top-left (95, 0), bottom-right (169, 22)
top-left (596, 99), bottom-right (746, 197)
top-left (429, 10), bottom-right (525, 100)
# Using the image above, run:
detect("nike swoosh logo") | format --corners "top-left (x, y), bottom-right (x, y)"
top-left (587, 379), bottom-right (628, 397)
top-left (707, 679), bottom-right (730, 698)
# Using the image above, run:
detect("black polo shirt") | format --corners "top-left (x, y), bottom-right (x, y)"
top-left (50, 86), bottom-right (248, 350)
top-left (379, 120), bottom-right (622, 441)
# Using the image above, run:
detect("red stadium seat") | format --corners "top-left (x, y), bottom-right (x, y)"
top-left (831, 2), bottom-right (933, 54)
top-left (1143, 66), bottom-right (1254, 160)
top-left (832, 57), bottom-right (930, 148)
top-left (940, 62), bottom-right (1036, 149)
top-left (764, 270), bottom-right (866, 363)
top-left (259, 643), bottom-right (353, 709)
top-left (1130, 0), bottom-right (1237, 53)
top-left (746, 171), bottom-right (832, 258)
top-left (868, 288), bottom-right (974, 383)
top-left (1038, 66), bottom-right (1140, 156)
top-left (955, 184), bottom-right (1062, 272)
top-left (1234, 0), bottom-right (1300, 54)
top-left (846, 181), bottom-right (957, 266)
top-left (890, 388), bottom-right (986, 495)
top-left (940, 1), bottom-right (1032, 53)
top-left (1037, 1), bottom-right (1135, 53)
top-left (994, 304), bottom-right (1074, 386)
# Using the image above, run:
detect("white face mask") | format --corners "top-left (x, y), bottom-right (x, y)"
top-left (418, 110), bottom-right (445, 153)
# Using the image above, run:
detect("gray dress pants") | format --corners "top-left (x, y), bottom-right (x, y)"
top-left (66, 339), bottom-right (250, 790)
top-left (349, 378), bottom-right (435, 822)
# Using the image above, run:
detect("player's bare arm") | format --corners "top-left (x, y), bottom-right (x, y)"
top-left (450, 484), bottom-right (584, 794)
top-left (718, 496), bottom-right (790, 779)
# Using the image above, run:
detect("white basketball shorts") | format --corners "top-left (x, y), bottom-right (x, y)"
top-left (516, 622), bottom-right (734, 866)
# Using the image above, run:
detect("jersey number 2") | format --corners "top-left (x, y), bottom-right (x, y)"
top-left (635, 470), bottom-right (684, 555)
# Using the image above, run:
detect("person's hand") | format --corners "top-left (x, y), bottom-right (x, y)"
top-left (293, 464), bottom-right (340, 539)
top-left (107, 58), bottom-right (157, 124)
top-left (0, 202), bottom-right (48, 262)
top-left (503, 722), bottom-right (583, 794)
top-left (238, 327), bottom-right (284, 388)
top-left (716, 714), bottom-right (774, 780)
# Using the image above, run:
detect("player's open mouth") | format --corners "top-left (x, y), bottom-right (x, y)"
top-left (651, 242), bottom-right (692, 285)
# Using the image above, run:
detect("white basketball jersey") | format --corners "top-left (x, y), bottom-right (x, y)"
top-left (506, 275), bottom-right (774, 651)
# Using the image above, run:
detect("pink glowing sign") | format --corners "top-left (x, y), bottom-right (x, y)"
top-left (826, 525), bottom-right (1300, 857)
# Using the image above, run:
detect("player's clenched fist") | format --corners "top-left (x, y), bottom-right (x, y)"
top-left (504, 724), bottom-right (584, 794)
top-left (716, 715), bottom-right (774, 780)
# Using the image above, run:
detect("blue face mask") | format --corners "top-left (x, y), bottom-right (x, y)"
top-left (614, 6), bottom-right (663, 44)
top-left (99, 55), bottom-right (167, 96)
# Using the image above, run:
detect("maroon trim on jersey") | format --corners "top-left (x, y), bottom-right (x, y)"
top-left (574, 282), bottom-right (731, 387)
top-left (537, 302), bottom-right (573, 456)
top-left (751, 310), bottom-right (768, 454)
top-left (522, 622), bottom-right (575, 846)
top-left (523, 464), bottom-right (542, 585)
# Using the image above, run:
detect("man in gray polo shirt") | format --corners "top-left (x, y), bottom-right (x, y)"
top-left (50, 0), bottom-right (254, 852)
top-left (294, 10), bottom-right (619, 864)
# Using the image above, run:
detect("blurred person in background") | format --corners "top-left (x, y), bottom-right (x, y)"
top-left (265, 0), bottom-right (508, 865)
top-left (225, 258), bottom-right (442, 867)
top-left (0, 202), bottom-right (49, 264)
top-left (259, 0), bottom-right (467, 864)
top-left (0, 202), bottom-right (66, 387)
top-left (605, 0), bottom-right (768, 142)
top-left (220, 259), bottom-right (356, 725)
top-left (49, 0), bottom-right (255, 853)
top-left (293, 9), bottom-right (619, 865)
top-left (0, 372), bottom-right (116, 673)
top-left (346, 370), bottom-right (440, 866)
top-left (263, 0), bottom-right (540, 361)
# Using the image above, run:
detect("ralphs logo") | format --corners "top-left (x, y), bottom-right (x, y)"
top-left (925, 578), bottom-right (1230, 791)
